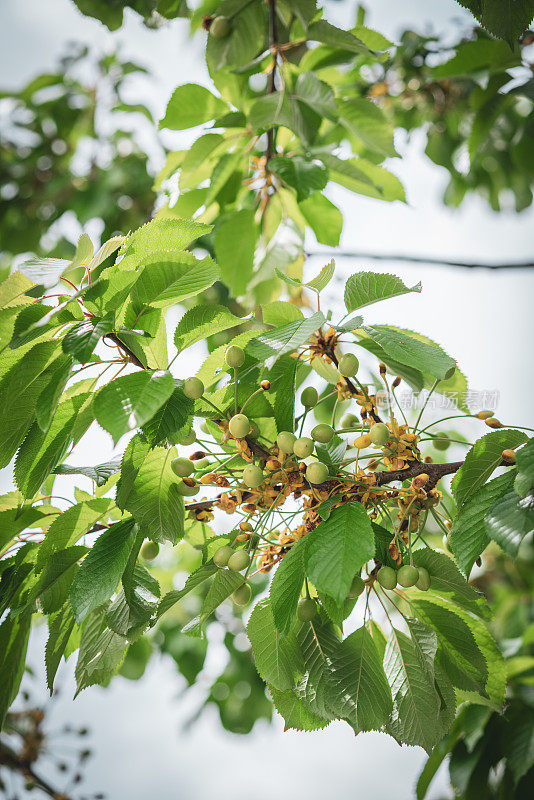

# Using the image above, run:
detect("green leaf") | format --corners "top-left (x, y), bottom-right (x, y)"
top-left (249, 92), bottom-right (320, 146)
top-left (200, 569), bottom-right (244, 621)
top-left (0, 506), bottom-right (47, 552)
top-left (269, 685), bottom-right (329, 731)
top-left (452, 430), bottom-right (527, 508)
top-left (174, 305), bottom-right (243, 352)
top-left (451, 4), bottom-right (532, 49)
top-left (24, 545), bottom-right (87, 612)
top-left (384, 626), bottom-right (442, 753)
top-left (326, 625), bottom-right (392, 733)
top-left (296, 614), bottom-right (341, 720)
top-left (410, 595), bottom-right (489, 695)
top-left (159, 83), bottom-right (228, 130)
top-left (315, 434), bottom-right (347, 477)
top-left (116, 436), bottom-right (184, 545)
top-left (502, 702), bottom-right (534, 784)
top-left (157, 564), bottom-right (219, 618)
top-left (450, 471), bottom-right (516, 575)
top-left (411, 548), bottom-right (487, 616)
top-left (214, 210), bottom-right (257, 297)
top-left (118, 218), bottom-right (211, 271)
top-left (69, 518), bottom-right (137, 623)
top-left (0, 340), bottom-right (60, 468)
top-left (362, 325), bottom-right (456, 382)
top-left (261, 301), bottom-right (303, 326)
top-left (52, 459), bottom-right (121, 487)
top-left (269, 155), bottom-right (328, 201)
top-left (74, 611), bottom-right (128, 694)
top-left (62, 316), bottom-right (113, 364)
top-left (45, 604), bottom-right (76, 694)
top-left (36, 499), bottom-right (114, 569)
top-left (299, 193), bottom-right (342, 246)
top-left (130, 253), bottom-right (219, 311)
top-left (106, 563), bottom-right (160, 636)
top-left (94, 369), bottom-right (174, 444)
top-left (247, 312), bottom-right (324, 362)
top-left (485, 490), bottom-right (534, 557)
top-left (337, 97), bottom-right (397, 157)
top-left (345, 272), bottom-right (421, 312)
top-left (206, 0), bottom-right (265, 72)
top-left (270, 356), bottom-right (297, 434)
top-left (307, 19), bottom-right (371, 54)
top-left (306, 260), bottom-right (336, 293)
top-left (515, 437), bottom-right (534, 497)
top-left (15, 393), bottom-right (89, 499)
top-left (270, 536), bottom-right (308, 634)
top-left (293, 72), bottom-right (338, 119)
top-left (0, 610), bottom-right (32, 730)
top-left (247, 599), bottom-right (303, 691)
top-left (305, 504), bottom-right (375, 606)
top-left (0, 270), bottom-right (34, 308)
top-left (35, 354), bottom-right (73, 431)
top-left (141, 386), bottom-right (193, 447)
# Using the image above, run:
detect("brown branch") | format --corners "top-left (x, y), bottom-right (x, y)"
top-left (105, 331), bottom-right (146, 369)
top-left (265, 0), bottom-right (279, 165)
top-left (374, 460), bottom-right (464, 490)
top-left (0, 740), bottom-right (70, 799)
top-left (306, 249), bottom-right (534, 271)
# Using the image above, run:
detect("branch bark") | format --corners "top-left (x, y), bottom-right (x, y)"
top-left (265, 0), bottom-right (279, 165)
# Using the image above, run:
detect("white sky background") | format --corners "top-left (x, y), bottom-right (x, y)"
top-left (1, 0), bottom-right (533, 798)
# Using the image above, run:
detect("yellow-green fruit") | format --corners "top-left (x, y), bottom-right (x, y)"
top-left (433, 433), bottom-right (450, 451)
top-left (301, 387), bottom-right (318, 407)
top-left (369, 423), bottom-right (390, 446)
top-left (416, 567), bottom-right (431, 591)
top-left (293, 437), bottom-right (314, 458)
top-left (141, 541), bottom-right (159, 561)
top-left (181, 429), bottom-right (196, 445)
top-left (297, 597), bottom-right (317, 621)
top-left (213, 545), bottom-right (234, 568)
top-left (311, 424), bottom-right (334, 443)
top-left (377, 566), bottom-right (397, 590)
top-left (306, 462), bottom-right (329, 484)
top-left (172, 457), bottom-right (195, 477)
top-left (229, 413), bottom-right (250, 439)
top-left (243, 464), bottom-right (264, 488)
top-left (228, 550), bottom-right (250, 572)
top-left (397, 565), bottom-right (419, 588)
top-left (277, 431), bottom-right (296, 454)
top-left (183, 377), bottom-right (204, 400)
top-left (194, 458), bottom-right (211, 470)
top-left (338, 353), bottom-right (359, 377)
top-left (210, 15), bottom-right (231, 38)
top-left (232, 583), bottom-right (252, 606)
top-left (341, 413), bottom-right (359, 429)
top-left (225, 345), bottom-right (245, 368)
top-left (177, 480), bottom-right (200, 497)
top-left (347, 575), bottom-right (365, 599)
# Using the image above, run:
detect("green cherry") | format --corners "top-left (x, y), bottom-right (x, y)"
top-left (171, 457), bottom-right (195, 477)
top-left (210, 15), bottom-right (231, 38)
top-left (228, 550), bottom-right (251, 572)
top-left (297, 597), bottom-right (317, 621)
top-left (369, 423), bottom-right (390, 446)
top-left (277, 431), bottom-right (296, 454)
top-left (243, 464), bottom-right (264, 488)
top-left (225, 345), bottom-right (245, 368)
top-left (213, 545), bottom-right (235, 568)
top-left (229, 413), bottom-right (250, 439)
top-left (301, 387), bottom-right (318, 408)
top-left (338, 353), bottom-right (359, 377)
top-left (305, 462), bottom-right (329, 484)
top-left (311, 424), bottom-right (334, 443)
top-left (397, 565), bottom-right (419, 588)
top-left (141, 541), bottom-right (159, 561)
top-left (416, 567), bottom-right (431, 591)
top-left (232, 583), bottom-right (252, 606)
top-left (183, 377), bottom-right (204, 400)
top-left (377, 566), bottom-right (397, 590)
top-left (293, 437), bottom-right (314, 458)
